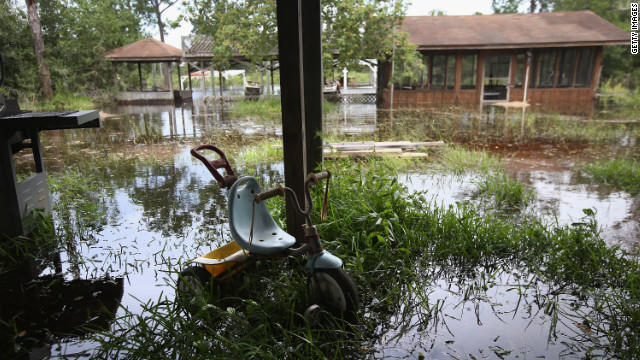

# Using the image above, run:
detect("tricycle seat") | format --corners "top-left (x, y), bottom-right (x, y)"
top-left (228, 177), bottom-right (296, 254)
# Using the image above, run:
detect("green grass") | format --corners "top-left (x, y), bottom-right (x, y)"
top-left (86, 158), bottom-right (640, 359)
top-left (231, 97), bottom-right (282, 117)
top-left (474, 172), bottom-right (534, 210)
top-left (437, 145), bottom-right (502, 174)
top-left (234, 139), bottom-right (283, 165)
top-left (19, 91), bottom-right (99, 112)
top-left (580, 157), bottom-right (640, 196)
top-left (230, 98), bottom-right (339, 119)
top-left (596, 81), bottom-right (640, 119)
top-left (369, 108), bottom-right (640, 145)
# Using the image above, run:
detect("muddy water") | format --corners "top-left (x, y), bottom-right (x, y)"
top-left (8, 100), bottom-right (640, 358)
top-left (374, 264), bottom-right (605, 359)
top-left (400, 170), bottom-right (640, 250)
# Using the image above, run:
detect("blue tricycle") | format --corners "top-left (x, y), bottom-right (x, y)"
top-left (177, 145), bottom-right (359, 319)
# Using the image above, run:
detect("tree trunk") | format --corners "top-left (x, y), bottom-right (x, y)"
top-left (25, 0), bottom-right (52, 98)
top-left (155, 2), bottom-right (171, 89)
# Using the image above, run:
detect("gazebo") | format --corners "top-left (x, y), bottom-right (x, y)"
top-left (104, 37), bottom-right (190, 104)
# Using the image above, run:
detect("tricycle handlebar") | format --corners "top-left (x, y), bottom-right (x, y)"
top-left (190, 145), bottom-right (237, 189)
top-left (255, 170), bottom-right (332, 225)
top-left (306, 171), bottom-right (331, 185)
top-left (254, 185), bottom-right (285, 203)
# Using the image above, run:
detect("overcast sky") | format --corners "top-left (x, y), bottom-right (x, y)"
top-left (163, 0), bottom-right (499, 48)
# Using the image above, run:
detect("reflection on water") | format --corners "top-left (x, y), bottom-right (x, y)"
top-left (17, 99), bottom-right (639, 357)
top-left (34, 147), bottom-right (638, 357)
top-left (92, 99), bottom-right (640, 153)
top-left (400, 171), bottom-right (639, 250)
top-left (374, 265), bottom-right (604, 359)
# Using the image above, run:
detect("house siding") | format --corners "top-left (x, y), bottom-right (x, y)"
top-left (380, 46), bottom-right (603, 116)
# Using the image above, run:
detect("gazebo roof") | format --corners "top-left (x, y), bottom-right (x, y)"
top-left (402, 10), bottom-right (630, 50)
top-left (103, 37), bottom-right (182, 63)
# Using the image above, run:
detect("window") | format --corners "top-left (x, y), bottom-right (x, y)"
top-left (557, 48), bottom-right (577, 87)
top-left (419, 54), bottom-right (429, 87)
top-left (575, 47), bottom-right (594, 87)
top-left (529, 47), bottom-right (595, 88)
top-left (430, 55), bottom-right (446, 89)
top-left (536, 52), bottom-right (556, 88)
top-left (446, 56), bottom-right (456, 90)
top-left (461, 55), bottom-right (477, 89)
top-left (514, 54), bottom-right (525, 88)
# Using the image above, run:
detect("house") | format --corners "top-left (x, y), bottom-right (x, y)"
top-left (379, 11), bottom-right (630, 114)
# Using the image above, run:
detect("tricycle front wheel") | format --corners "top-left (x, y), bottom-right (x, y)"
top-left (308, 268), bottom-right (359, 321)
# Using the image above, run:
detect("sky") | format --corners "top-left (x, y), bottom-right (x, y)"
top-left (163, 0), bottom-right (498, 49)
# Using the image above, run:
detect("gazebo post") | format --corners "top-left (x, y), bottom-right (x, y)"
top-left (138, 62), bottom-right (143, 91)
top-left (168, 62), bottom-right (173, 93)
top-left (200, 61), bottom-right (206, 95)
top-left (177, 62), bottom-right (182, 91)
top-left (111, 62), bottom-right (118, 88)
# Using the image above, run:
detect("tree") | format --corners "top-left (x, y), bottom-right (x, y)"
top-left (491, 0), bottom-right (552, 13)
top-left (0, 1), bottom-right (39, 97)
top-left (322, 0), bottom-right (408, 74)
top-left (25, 0), bottom-right (53, 98)
top-left (183, 0), bottom-right (278, 73)
top-left (136, 0), bottom-right (181, 88)
top-left (552, 0), bottom-right (638, 87)
top-left (183, 0), bottom-right (412, 77)
top-left (428, 9), bottom-right (446, 16)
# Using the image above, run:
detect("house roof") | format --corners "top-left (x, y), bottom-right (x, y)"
top-left (181, 35), bottom-right (278, 62)
top-left (103, 37), bottom-right (182, 62)
top-left (182, 35), bottom-right (215, 60)
top-left (402, 10), bottom-right (630, 50)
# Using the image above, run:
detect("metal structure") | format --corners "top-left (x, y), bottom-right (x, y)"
top-left (0, 56), bottom-right (101, 238)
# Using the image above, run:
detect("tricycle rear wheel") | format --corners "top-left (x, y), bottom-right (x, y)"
top-left (176, 266), bottom-right (212, 298)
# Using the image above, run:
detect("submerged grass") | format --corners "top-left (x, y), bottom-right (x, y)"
top-left (233, 139), bottom-right (283, 165)
top-left (233, 139), bottom-right (502, 176)
top-left (230, 98), bottom-right (339, 119)
top-left (373, 108), bottom-right (640, 146)
top-left (580, 157), bottom-right (640, 196)
top-left (86, 157), bottom-right (639, 359)
top-left (473, 172), bottom-right (534, 210)
top-left (436, 145), bottom-right (502, 173)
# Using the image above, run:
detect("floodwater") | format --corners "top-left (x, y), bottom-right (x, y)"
top-left (4, 98), bottom-right (640, 358)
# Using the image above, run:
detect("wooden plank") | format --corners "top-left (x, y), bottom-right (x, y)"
top-left (328, 141), bottom-right (444, 151)
top-left (323, 148), bottom-right (403, 157)
top-left (323, 150), bottom-right (429, 159)
top-left (401, 152), bottom-right (429, 158)
top-left (409, 141), bottom-right (445, 147)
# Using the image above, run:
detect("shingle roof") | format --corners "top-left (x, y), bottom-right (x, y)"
top-left (402, 10), bottom-right (630, 50)
top-left (103, 37), bottom-right (182, 62)
top-left (181, 35), bottom-right (216, 59)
